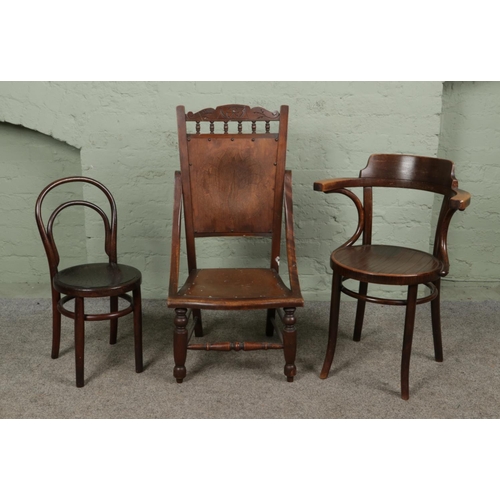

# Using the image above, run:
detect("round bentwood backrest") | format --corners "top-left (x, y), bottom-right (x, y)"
top-left (35, 176), bottom-right (117, 276)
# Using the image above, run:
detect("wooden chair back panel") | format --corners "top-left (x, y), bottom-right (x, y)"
top-left (186, 136), bottom-right (278, 236)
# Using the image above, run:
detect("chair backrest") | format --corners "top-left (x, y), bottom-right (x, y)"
top-left (177, 104), bottom-right (289, 272)
top-left (35, 176), bottom-right (117, 278)
top-left (357, 154), bottom-right (460, 273)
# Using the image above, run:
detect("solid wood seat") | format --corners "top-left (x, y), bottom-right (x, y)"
top-left (170, 268), bottom-right (303, 309)
top-left (36, 177), bottom-right (143, 387)
top-left (314, 154), bottom-right (471, 399)
top-left (168, 104), bottom-right (303, 383)
top-left (54, 263), bottom-right (141, 297)
top-left (332, 245), bottom-right (443, 286)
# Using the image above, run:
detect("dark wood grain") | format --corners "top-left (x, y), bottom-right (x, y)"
top-left (314, 153), bottom-right (471, 399)
top-left (35, 177), bottom-right (143, 387)
top-left (169, 104), bottom-right (303, 382)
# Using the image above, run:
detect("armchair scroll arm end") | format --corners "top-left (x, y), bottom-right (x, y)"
top-left (450, 188), bottom-right (471, 211)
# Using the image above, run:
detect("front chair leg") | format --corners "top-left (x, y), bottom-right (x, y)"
top-left (51, 289), bottom-right (61, 359)
top-left (401, 284), bottom-right (418, 400)
top-left (133, 287), bottom-right (143, 373)
top-left (320, 271), bottom-right (342, 379)
top-left (283, 308), bottom-right (297, 382)
top-left (74, 296), bottom-right (85, 388)
top-left (110, 296), bottom-right (118, 345)
top-left (173, 308), bottom-right (188, 383)
top-left (430, 278), bottom-right (443, 362)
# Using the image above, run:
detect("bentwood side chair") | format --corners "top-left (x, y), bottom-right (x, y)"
top-left (35, 177), bottom-right (143, 387)
top-left (314, 154), bottom-right (471, 399)
top-left (167, 104), bottom-right (304, 383)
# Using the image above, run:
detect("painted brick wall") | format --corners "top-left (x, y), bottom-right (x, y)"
top-left (438, 81), bottom-right (500, 284)
top-left (0, 82), bottom-right (446, 299)
top-left (0, 122), bottom-right (85, 285)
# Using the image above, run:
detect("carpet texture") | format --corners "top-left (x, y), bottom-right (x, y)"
top-left (1, 298), bottom-right (499, 418)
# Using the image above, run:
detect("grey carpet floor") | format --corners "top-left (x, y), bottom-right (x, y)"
top-left (1, 298), bottom-right (499, 418)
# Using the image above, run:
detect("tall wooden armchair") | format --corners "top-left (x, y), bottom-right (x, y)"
top-left (168, 104), bottom-right (304, 383)
top-left (314, 154), bottom-right (471, 399)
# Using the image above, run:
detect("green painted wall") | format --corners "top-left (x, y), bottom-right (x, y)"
top-left (0, 122), bottom-right (85, 288)
top-left (0, 81), bottom-right (496, 300)
top-left (438, 82), bottom-right (500, 285)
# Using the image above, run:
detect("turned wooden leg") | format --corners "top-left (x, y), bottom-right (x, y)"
top-left (430, 278), bottom-right (443, 362)
top-left (283, 308), bottom-right (297, 382)
top-left (193, 309), bottom-right (204, 337)
top-left (401, 284), bottom-right (418, 400)
top-left (320, 272), bottom-right (342, 379)
top-left (173, 308), bottom-right (188, 383)
top-left (75, 296), bottom-right (85, 388)
top-left (266, 308), bottom-right (276, 337)
top-left (133, 287), bottom-right (143, 373)
top-left (109, 296), bottom-right (118, 345)
top-left (353, 281), bottom-right (368, 342)
top-left (51, 289), bottom-right (61, 359)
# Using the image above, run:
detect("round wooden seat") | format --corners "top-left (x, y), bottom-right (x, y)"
top-left (54, 263), bottom-right (142, 297)
top-left (331, 244), bottom-right (443, 285)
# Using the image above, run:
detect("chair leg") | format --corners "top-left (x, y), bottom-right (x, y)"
top-left (353, 281), bottom-right (368, 342)
top-left (193, 309), bottom-right (204, 337)
top-left (320, 272), bottom-right (342, 379)
top-left (133, 287), bottom-right (143, 373)
top-left (266, 308), bottom-right (276, 337)
top-left (430, 278), bottom-right (443, 362)
top-left (401, 284), bottom-right (418, 400)
top-left (75, 297), bottom-right (85, 388)
top-left (173, 308), bottom-right (188, 383)
top-left (51, 289), bottom-right (61, 359)
top-left (283, 308), bottom-right (297, 382)
top-left (110, 296), bottom-right (118, 345)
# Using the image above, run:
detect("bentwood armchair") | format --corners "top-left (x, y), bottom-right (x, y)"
top-left (314, 154), bottom-right (471, 399)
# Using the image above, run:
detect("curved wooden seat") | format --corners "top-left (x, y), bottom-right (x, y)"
top-left (331, 245), bottom-right (443, 286)
top-left (314, 154), bottom-right (471, 399)
top-left (36, 177), bottom-right (143, 387)
top-left (54, 263), bottom-right (141, 297)
top-left (169, 268), bottom-right (303, 310)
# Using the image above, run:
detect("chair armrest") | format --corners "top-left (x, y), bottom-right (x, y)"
top-left (313, 177), bottom-right (365, 248)
top-left (168, 171), bottom-right (183, 297)
top-left (313, 178), bottom-right (368, 193)
top-left (450, 188), bottom-right (471, 211)
top-left (284, 171), bottom-right (303, 299)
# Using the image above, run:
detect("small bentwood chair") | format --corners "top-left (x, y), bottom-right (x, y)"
top-left (36, 177), bottom-right (143, 387)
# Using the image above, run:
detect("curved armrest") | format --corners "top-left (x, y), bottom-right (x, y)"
top-left (283, 171), bottom-right (303, 299)
top-left (168, 171), bottom-right (183, 297)
top-left (313, 178), bottom-right (365, 248)
top-left (313, 177), bottom-right (368, 193)
top-left (450, 188), bottom-right (471, 211)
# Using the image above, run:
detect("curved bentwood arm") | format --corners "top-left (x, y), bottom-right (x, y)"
top-left (284, 171), bottom-right (302, 298)
top-left (314, 177), bottom-right (471, 275)
top-left (434, 188), bottom-right (471, 275)
top-left (35, 176), bottom-right (118, 278)
top-left (313, 178), bottom-right (367, 249)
